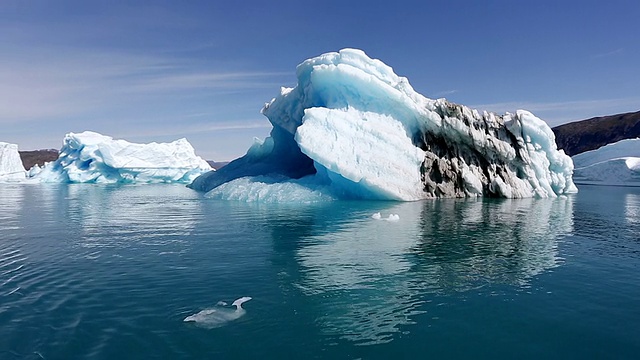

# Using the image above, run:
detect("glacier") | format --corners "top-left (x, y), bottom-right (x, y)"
top-left (0, 142), bottom-right (26, 182)
top-left (572, 138), bottom-right (640, 186)
top-left (32, 131), bottom-right (212, 184)
top-left (190, 48), bottom-right (577, 200)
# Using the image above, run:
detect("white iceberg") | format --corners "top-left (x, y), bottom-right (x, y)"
top-left (33, 131), bottom-right (212, 184)
top-left (572, 138), bottom-right (640, 186)
top-left (0, 142), bottom-right (26, 182)
top-left (190, 48), bottom-right (576, 200)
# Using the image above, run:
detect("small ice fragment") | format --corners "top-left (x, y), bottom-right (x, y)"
top-left (184, 296), bottom-right (252, 329)
top-left (372, 212), bottom-right (382, 220)
top-left (386, 214), bottom-right (400, 221)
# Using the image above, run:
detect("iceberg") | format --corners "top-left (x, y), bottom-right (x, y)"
top-left (0, 142), bottom-right (26, 182)
top-left (33, 131), bottom-right (212, 184)
top-left (190, 48), bottom-right (577, 200)
top-left (572, 138), bottom-right (640, 186)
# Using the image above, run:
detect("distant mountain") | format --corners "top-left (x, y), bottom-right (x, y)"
top-left (19, 149), bottom-right (59, 170)
top-left (552, 110), bottom-right (640, 156)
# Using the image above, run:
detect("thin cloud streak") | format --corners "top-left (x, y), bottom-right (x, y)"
top-left (0, 46), bottom-right (288, 123)
top-left (591, 48), bottom-right (625, 59)
top-left (126, 71), bottom-right (290, 93)
top-left (111, 120), bottom-right (273, 140)
top-left (469, 97), bottom-right (640, 126)
top-left (433, 89), bottom-right (458, 97)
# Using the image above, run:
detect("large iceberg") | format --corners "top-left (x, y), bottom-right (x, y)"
top-left (33, 131), bottom-right (212, 184)
top-left (572, 138), bottom-right (640, 186)
top-left (191, 48), bottom-right (577, 200)
top-left (0, 142), bottom-right (26, 182)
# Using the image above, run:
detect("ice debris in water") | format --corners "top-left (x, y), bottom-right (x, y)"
top-left (184, 296), bottom-right (252, 329)
top-left (372, 212), bottom-right (399, 221)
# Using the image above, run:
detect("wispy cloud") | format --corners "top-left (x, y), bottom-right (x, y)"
top-left (433, 89), bottom-right (458, 97)
top-left (469, 97), bottom-right (640, 126)
top-left (118, 119), bottom-right (272, 139)
top-left (0, 46), bottom-right (287, 123)
top-left (591, 48), bottom-right (625, 59)
top-left (125, 71), bottom-right (289, 93)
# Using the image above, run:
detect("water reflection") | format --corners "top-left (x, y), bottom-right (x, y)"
top-left (61, 185), bottom-right (202, 248)
top-left (416, 197), bottom-right (573, 289)
top-left (0, 184), bottom-right (24, 232)
top-left (625, 194), bottom-right (640, 225)
top-left (281, 196), bottom-right (574, 345)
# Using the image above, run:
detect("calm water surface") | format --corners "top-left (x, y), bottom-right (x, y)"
top-left (0, 184), bottom-right (639, 359)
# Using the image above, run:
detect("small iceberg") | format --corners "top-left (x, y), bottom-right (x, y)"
top-left (371, 212), bottom-right (400, 221)
top-left (184, 296), bottom-right (252, 329)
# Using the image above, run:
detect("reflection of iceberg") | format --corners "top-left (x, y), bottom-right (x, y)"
top-left (294, 202), bottom-right (424, 345)
top-left (289, 196), bottom-right (573, 345)
top-left (62, 185), bottom-right (202, 249)
top-left (0, 184), bottom-right (25, 231)
top-left (417, 197), bottom-right (574, 289)
top-left (626, 194), bottom-right (640, 225)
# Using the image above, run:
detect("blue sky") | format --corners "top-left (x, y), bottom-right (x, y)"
top-left (2, 0), bottom-right (639, 160)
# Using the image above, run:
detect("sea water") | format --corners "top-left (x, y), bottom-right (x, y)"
top-left (0, 184), bottom-right (639, 359)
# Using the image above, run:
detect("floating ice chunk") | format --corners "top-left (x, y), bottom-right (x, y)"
top-left (184, 296), bottom-right (252, 329)
top-left (573, 157), bottom-right (640, 186)
top-left (572, 138), bottom-right (640, 169)
top-left (0, 142), bottom-right (26, 182)
top-left (386, 214), bottom-right (400, 221)
top-left (33, 131), bottom-right (211, 184)
top-left (572, 138), bottom-right (640, 187)
top-left (371, 212), bottom-right (399, 221)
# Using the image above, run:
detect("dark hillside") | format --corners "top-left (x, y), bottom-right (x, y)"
top-left (19, 149), bottom-right (59, 170)
top-left (552, 110), bottom-right (640, 156)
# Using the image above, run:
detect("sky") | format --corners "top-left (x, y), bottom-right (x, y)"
top-left (1, 0), bottom-right (639, 161)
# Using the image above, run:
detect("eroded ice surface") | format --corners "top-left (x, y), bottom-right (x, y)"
top-left (0, 142), bottom-right (26, 182)
top-left (33, 131), bottom-right (212, 184)
top-left (190, 48), bottom-right (576, 201)
top-left (573, 138), bottom-right (640, 186)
